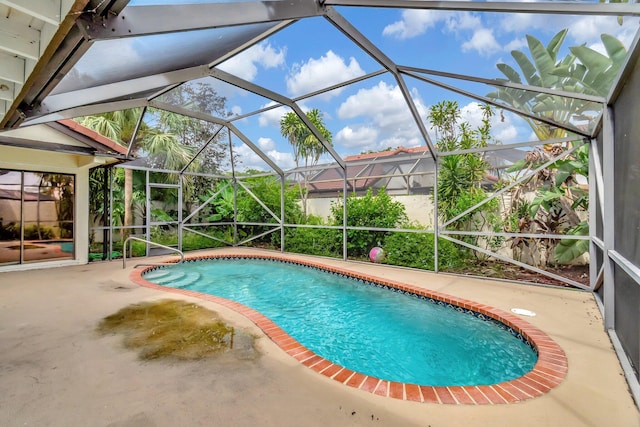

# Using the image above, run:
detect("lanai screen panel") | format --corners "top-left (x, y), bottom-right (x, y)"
top-left (612, 53), bottom-right (640, 382)
top-left (613, 56), bottom-right (640, 267)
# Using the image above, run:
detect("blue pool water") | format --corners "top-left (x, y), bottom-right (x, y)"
top-left (43, 241), bottom-right (74, 253)
top-left (143, 258), bottom-right (537, 386)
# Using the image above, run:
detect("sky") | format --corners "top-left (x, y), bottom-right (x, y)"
top-left (101, 2), bottom-right (640, 172)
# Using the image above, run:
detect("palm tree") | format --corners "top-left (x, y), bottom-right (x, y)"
top-left (280, 108), bottom-right (333, 218)
top-left (79, 110), bottom-right (142, 236)
top-left (79, 109), bottom-right (197, 238)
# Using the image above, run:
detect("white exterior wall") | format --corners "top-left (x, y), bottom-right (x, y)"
top-left (307, 194), bottom-right (435, 227)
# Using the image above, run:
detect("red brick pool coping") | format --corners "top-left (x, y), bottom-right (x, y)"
top-left (130, 253), bottom-right (568, 405)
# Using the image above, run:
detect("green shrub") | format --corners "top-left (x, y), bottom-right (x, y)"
top-left (113, 240), bottom-right (146, 257)
top-left (331, 188), bottom-right (408, 258)
top-left (383, 230), bottom-right (466, 270)
top-left (23, 225), bottom-right (54, 240)
top-left (181, 229), bottom-right (227, 251)
top-left (0, 222), bottom-right (19, 240)
top-left (236, 176), bottom-right (304, 224)
top-left (284, 227), bottom-right (342, 258)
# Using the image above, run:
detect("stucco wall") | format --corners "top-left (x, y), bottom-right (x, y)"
top-left (307, 194), bottom-right (435, 227)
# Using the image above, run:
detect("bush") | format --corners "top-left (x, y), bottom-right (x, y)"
top-left (284, 227), bottom-right (342, 258)
top-left (182, 229), bottom-right (227, 251)
top-left (0, 221), bottom-right (19, 240)
top-left (112, 240), bottom-right (146, 257)
top-left (383, 230), bottom-right (466, 270)
top-left (331, 188), bottom-right (408, 258)
top-left (23, 225), bottom-right (54, 240)
top-left (236, 176), bottom-right (304, 224)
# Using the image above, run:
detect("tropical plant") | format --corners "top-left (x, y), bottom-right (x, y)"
top-left (489, 31), bottom-right (626, 265)
top-left (428, 101), bottom-right (501, 255)
top-left (487, 30), bottom-right (626, 140)
top-left (280, 108), bottom-right (333, 218)
top-left (81, 84), bottom-right (230, 239)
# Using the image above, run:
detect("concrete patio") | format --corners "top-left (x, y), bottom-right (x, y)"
top-left (0, 248), bottom-right (638, 427)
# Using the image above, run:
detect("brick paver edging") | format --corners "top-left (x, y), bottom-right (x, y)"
top-left (130, 253), bottom-right (567, 404)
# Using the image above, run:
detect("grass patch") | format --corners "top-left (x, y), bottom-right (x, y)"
top-left (97, 300), bottom-right (258, 361)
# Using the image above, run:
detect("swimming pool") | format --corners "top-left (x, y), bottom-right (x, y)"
top-left (133, 254), bottom-right (567, 404)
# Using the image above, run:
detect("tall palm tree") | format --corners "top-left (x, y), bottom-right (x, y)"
top-left (79, 108), bottom-right (197, 238)
top-left (79, 110), bottom-right (142, 235)
top-left (280, 108), bottom-right (332, 218)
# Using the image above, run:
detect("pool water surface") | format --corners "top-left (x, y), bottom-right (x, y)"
top-left (142, 257), bottom-right (537, 386)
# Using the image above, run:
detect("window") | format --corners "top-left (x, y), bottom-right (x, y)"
top-left (0, 170), bottom-right (75, 265)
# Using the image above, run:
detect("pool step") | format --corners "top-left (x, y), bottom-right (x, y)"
top-left (143, 269), bottom-right (173, 281)
top-left (144, 269), bottom-right (201, 289)
top-left (173, 271), bottom-right (201, 289)
top-left (148, 270), bottom-right (185, 285)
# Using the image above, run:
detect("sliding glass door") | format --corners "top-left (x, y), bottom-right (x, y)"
top-left (0, 170), bottom-right (75, 266)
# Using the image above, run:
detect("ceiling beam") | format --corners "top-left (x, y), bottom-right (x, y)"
top-left (21, 98), bottom-right (148, 126)
top-left (324, 6), bottom-right (397, 73)
top-left (78, 0), bottom-right (324, 40)
top-left (0, 134), bottom-right (96, 155)
top-left (36, 65), bottom-right (211, 115)
top-left (398, 65), bottom-right (606, 104)
top-left (0, 0), bottom-right (63, 26)
top-left (324, 0), bottom-right (640, 16)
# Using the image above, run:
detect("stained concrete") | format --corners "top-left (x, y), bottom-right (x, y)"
top-left (0, 247), bottom-right (638, 427)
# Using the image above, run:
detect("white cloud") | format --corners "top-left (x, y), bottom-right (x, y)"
top-left (384, 10), bottom-right (503, 56)
top-left (461, 28), bottom-right (501, 56)
top-left (266, 150), bottom-right (296, 170)
top-left (459, 102), bottom-right (519, 144)
top-left (233, 142), bottom-right (295, 171)
top-left (233, 144), bottom-right (269, 171)
top-left (504, 37), bottom-right (527, 53)
top-left (567, 16), bottom-right (636, 48)
top-left (495, 125), bottom-right (519, 144)
top-left (258, 137), bottom-right (275, 151)
top-left (499, 13), bottom-right (538, 34)
top-left (336, 81), bottom-right (428, 152)
top-left (230, 105), bottom-right (242, 116)
top-left (218, 42), bottom-right (285, 81)
top-left (335, 126), bottom-right (379, 150)
top-left (383, 10), bottom-right (443, 39)
top-left (258, 102), bottom-right (291, 127)
top-left (286, 51), bottom-right (365, 99)
top-left (445, 12), bottom-right (481, 33)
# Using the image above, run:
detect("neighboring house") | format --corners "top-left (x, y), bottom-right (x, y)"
top-left (307, 146), bottom-right (435, 198)
top-left (0, 120), bottom-right (126, 270)
top-left (306, 145), bottom-right (522, 199)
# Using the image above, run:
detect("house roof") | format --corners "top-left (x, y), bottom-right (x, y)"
top-left (54, 119), bottom-right (128, 156)
top-left (0, 119), bottom-right (127, 159)
top-left (308, 146), bottom-right (432, 194)
top-left (344, 146), bottom-right (431, 162)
